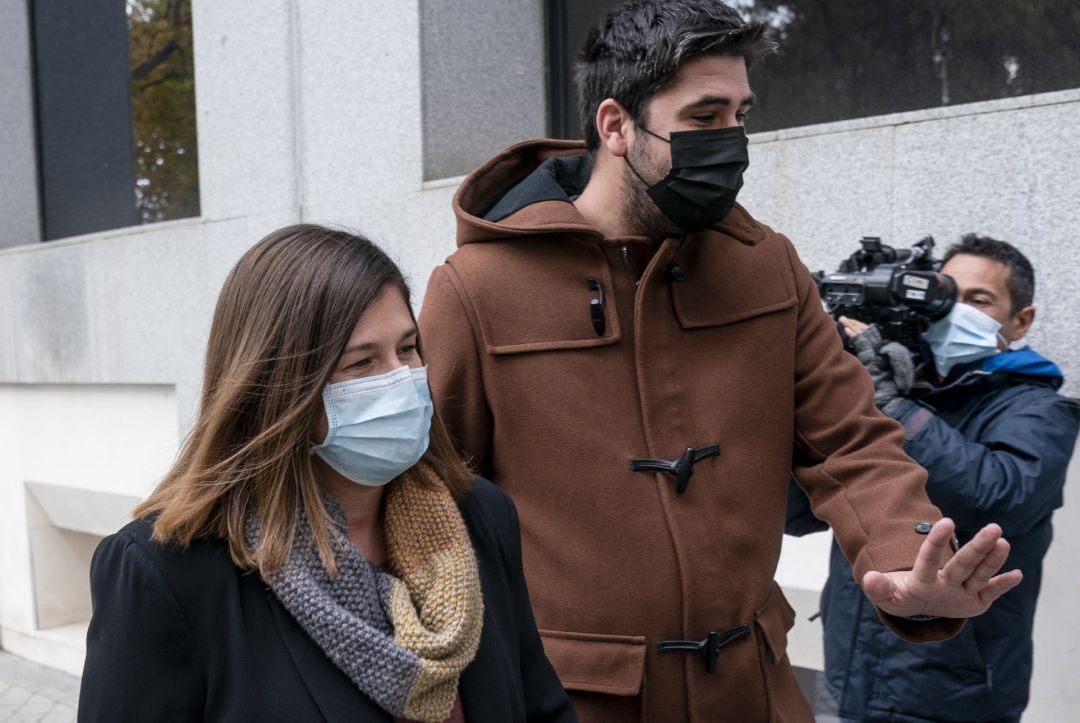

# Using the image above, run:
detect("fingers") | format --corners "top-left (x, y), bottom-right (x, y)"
top-left (962, 538), bottom-right (1011, 593)
top-left (839, 317), bottom-right (859, 339)
top-left (910, 517), bottom-right (955, 584)
top-left (844, 320), bottom-right (880, 352)
top-left (978, 570), bottom-right (1024, 605)
top-left (839, 316), bottom-right (870, 338)
top-left (865, 523), bottom-right (1020, 620)
top-left (860, 570), bottom-right (896, 607)
top-left (941, 523), bottom-right (1004, 587)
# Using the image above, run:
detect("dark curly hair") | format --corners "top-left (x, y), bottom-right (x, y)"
top-left (943, 234), bottom-right (1035, 312)
top-left (575, 0), bottom-right (777, 150)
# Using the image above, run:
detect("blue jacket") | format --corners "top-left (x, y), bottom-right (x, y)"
top-left (787, 347), bottom-right (1080, 722)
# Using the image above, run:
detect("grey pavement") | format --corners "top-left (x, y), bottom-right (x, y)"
top-left (0, 651), bottom-right (78, 722)
top-left (794, 665), bottom-right (842, 723)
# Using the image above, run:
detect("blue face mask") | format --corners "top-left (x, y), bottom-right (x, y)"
top-left (311, 365), bottom-right (433, 486)
top-left (921, 302), bottom-right (1003, 376)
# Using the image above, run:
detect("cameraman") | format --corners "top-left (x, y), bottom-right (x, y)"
top-left (787, 234), bottom-right (1080, 722)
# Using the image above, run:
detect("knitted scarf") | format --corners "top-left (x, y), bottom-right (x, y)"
top-left (245, 463), bottom-right (483, 723)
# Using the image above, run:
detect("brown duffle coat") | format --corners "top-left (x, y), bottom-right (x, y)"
top-left (418, 139), bottom-right (961, 723)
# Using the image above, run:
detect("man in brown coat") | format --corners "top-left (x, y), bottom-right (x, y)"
top-left (418, 2), bottom-right (1021, 721)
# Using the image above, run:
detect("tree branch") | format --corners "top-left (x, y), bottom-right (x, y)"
top-left (132, 38), bottom-right (179, 81)
top-left (134, 71), bottom-right (188, 92)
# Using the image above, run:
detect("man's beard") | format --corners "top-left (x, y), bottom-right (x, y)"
top-left (621, 138), bottom-right (682, 240)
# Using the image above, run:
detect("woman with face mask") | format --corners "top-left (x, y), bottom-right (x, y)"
top-left (78, 225), bottom-right (576, 723)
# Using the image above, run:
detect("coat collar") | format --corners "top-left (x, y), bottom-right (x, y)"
top-left (266, 591), bottom-right (391, 722)
top-left (453, 138), bottom-right (769, 248)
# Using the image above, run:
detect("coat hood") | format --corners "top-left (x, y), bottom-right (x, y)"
top-left (451, 138), bottom-right (768, 247)
top-left (978, 346), bottom-right (1064, 385)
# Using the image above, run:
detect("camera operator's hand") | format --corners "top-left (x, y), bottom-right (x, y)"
top-left (838, 316), bottom-right (870, 338)
top-left (839, 318), bottom-right (914, 409)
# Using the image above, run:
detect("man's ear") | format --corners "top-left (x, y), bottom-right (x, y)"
top-left (1009, 305), bottom-right (1036, 342)
top-left (595, 99), bottom-right (634, 158)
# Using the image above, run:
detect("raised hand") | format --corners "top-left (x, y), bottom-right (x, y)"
top-left (862, 518), bottom-right (1023, 619)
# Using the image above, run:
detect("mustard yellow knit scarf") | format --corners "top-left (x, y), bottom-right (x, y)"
top-left (248, 463), bottom-right (484, 722)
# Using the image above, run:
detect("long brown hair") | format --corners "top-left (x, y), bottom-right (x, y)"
top-left (135, 224), bottom-right (472, 576)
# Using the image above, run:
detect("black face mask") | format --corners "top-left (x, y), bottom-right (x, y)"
top-left (626, 125), bottom-right (750, 233)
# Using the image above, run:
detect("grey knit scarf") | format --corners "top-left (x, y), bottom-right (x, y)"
top-left (244, 466), bottom-right (483, 722)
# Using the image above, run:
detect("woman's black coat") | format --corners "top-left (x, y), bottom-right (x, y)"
top-left (78, 478), bottom-right (576, 722)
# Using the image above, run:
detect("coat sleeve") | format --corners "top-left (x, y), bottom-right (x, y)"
top-left (888, 393), bottom-right (1080, 537)
top-left (79, 530), bottom-right (204, 722)
top-left (498, 489), bottom-right (578, 723)
top-left (419, 264), bottom-right (494, 476)
top-left (784, 476), bottom-right (830, 537)
top-left (782, 238), bottom-right (960, 642)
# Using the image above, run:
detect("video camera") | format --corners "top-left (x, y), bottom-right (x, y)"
top-left (812, 236), bottom-right (957, 356)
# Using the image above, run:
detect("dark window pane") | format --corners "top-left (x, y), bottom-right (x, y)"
top-left (547, 0), bottom-right (1080, 137)
top-left (547, 0), bottom-right (625, 140)
top-left (742, 0), bottom-right (1080, 132)
top-left (33, 0), bottom-right (137, 239)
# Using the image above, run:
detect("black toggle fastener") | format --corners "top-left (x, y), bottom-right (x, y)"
top-left (657, 625), bottom-right (751, 673)
top-left (665, 261), bottom-right (686, 282)
top-left (630, 444), bottom-right (720, 495)
top-left (587, 277), bottom-right (606, 336)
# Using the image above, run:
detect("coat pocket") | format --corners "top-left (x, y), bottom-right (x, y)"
top-left (669, 234), bottom-right (797, 330)
top-left (449, 244), bottom-right (623, 355)
top-left (540, 629), bottom-right (647, 722)
top-left (754, 581), bottom-right (796, 665)
top-left (753, 582), bottom-right (810, 722)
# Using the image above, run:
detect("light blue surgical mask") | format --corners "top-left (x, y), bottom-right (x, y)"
top-left (922, 302), bottom-right (1004, 376)
top-left (311, 365), bottom-right (433, 486)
